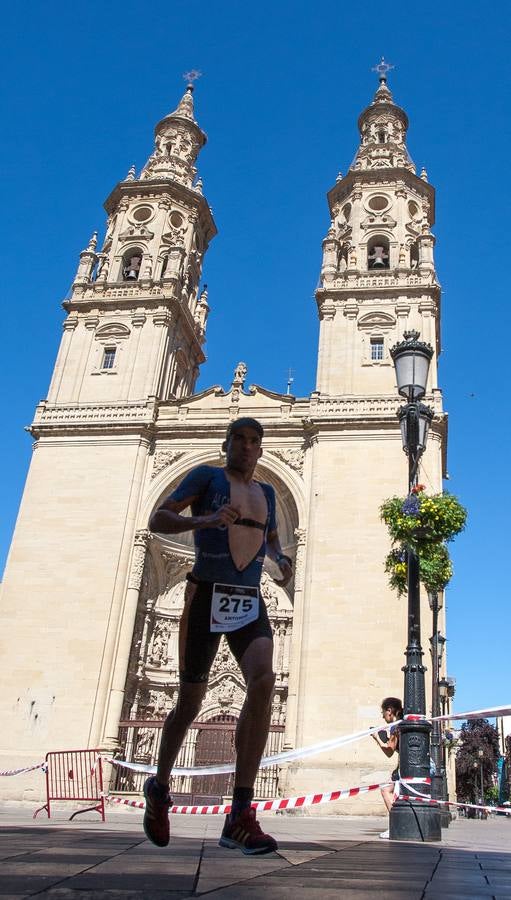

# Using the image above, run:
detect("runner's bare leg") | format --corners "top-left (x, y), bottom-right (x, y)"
top-left (234, 636), bottom-right (275, 788)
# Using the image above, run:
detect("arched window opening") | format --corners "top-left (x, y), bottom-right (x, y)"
top-left (122, 250), bottom-right (143, 281)
top-left (378, 129), bottom-right (386, 143)
top-left (367, 236), bottom-right (390, 270)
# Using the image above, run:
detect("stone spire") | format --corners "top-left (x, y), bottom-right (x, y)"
top-left (140, 79), bottom-right (207, 188)
top-left (351, 60), bottom-right (415, 173)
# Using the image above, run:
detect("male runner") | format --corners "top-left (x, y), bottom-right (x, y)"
top-left (143, 417), bottom-right (293, 854)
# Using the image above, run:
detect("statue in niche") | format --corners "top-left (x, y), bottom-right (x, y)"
top-left (134, 728), bottom-right (155, 760)
top-left (149, 622), bottom-right (169, 666)
top-left (260, 572), bottom-right (279, 615)
top-left (338, 244), bottom-right (348, 271)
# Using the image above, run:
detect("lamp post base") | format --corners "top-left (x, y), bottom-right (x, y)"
top-left (431, 772), bottom-right (451, 828)
top-left (390, 800), bottom-right (441, 841)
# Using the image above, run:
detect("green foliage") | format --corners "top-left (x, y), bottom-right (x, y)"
top-left (380, 491), bottom-right (467, 547)
top-left (385, 543), bottom-right (453, 596)
top-left (485, 785), bottom-right (499, 806)
top-left (380, 488), bottom-right (467, 595)
top-left (455, 719), bottom-right (500, 804)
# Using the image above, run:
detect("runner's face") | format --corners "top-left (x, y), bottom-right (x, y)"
top-left (382, 707), bottom-right (396, 723)
top-left (225, 427), bottom-right (262, 473)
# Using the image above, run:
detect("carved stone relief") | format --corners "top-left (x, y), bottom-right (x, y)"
top-left (268, 448), bottom-right (305, 477)
top-left (128, 530), bottom-right (150, 591)
top-left (152, 450), bottom-right (186, 478)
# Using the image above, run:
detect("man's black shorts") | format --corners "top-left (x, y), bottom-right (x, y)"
top-left (180, 579), bottom-right (273, 683)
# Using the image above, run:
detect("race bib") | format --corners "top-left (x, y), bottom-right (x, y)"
top-left (210, 583), bottom-right (259, 633)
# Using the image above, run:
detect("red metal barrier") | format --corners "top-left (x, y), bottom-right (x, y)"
top-left (34, 749), bottom-right (105, 821)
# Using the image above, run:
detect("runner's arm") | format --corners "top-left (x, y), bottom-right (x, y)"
top-left (266, 530), bottom-right (293, 586)
top-left (149, 496), bottom-right (239, 534)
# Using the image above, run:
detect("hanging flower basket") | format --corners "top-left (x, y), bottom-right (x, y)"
top-left (380, 487), bottom-right (467, 547)
top-left (380, 486), bottom-right (467, 595)
top-left (384, 543), bottom-right (454, 596)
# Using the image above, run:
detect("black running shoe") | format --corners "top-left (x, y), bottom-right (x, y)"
top-left (143, 776), bottom-right (171, 847)
top-left (219, 807), bottom-right (278, 855)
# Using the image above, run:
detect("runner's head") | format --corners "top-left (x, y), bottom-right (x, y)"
top-left (381, 697), bottom-right (403, 723)
top-left (223, 418), bottom-right (263, 472)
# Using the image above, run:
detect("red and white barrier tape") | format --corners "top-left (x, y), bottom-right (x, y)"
top-left (0, 762), bottom-right (46, 777)
top-left (107, 721), bottom-right (381, 777)
top-left (105, 779), bottom-right (397, 815)
top-left (394, 775), bottom-right (431, 798)
top-left (400, 792), bottom-right (511, 817)
top-left (2, 702), bottom-right (510, 779)
top-left (108, 703), bottom-right (511, 778)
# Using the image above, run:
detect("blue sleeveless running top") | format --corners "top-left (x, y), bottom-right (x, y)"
top-left (169, 465), bottom-right (277, 587)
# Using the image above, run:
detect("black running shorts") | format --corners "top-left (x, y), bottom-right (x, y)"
top-left (179, 579), bottom-right (273, 683)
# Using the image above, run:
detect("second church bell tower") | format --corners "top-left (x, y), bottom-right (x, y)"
top-left (316, 65), bottom-right (439, 398)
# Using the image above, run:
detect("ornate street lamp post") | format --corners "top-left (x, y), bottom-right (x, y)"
top-left (438, 677), bottom-right (453, 810)
top-left (389, 330), bottom-right (441, 841)
top-left (478, 748), bottom-right (485, 809)
top-left (428, 591), bottom-right (450, 827)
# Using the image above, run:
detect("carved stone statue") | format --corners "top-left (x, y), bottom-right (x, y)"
top-left (232, 362), bottom-right (247, 386)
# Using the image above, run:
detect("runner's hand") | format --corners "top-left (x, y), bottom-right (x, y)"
top-left (274, 558), bottom-right (293, 586)
top-left (203, 504), bottom-right (240, 528)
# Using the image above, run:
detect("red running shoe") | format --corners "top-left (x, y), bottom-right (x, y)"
top-left (219, 807), bottom-right (278, 855)
top-left (143, 776), bottom-right (171, 847)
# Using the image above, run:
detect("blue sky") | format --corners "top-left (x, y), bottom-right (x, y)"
top-left (1, 1), bottom-right (510, 722)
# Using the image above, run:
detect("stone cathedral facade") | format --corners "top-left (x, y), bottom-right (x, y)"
top-left (0, 73), bottom-right (447, 812)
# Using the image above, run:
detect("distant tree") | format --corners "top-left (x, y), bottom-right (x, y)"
top-left (455, 719), bottom-right (499, 804)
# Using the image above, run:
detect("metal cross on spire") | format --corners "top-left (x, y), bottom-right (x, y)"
top-left (371, 57), bottom-right (394, 83)
top-left (183, 70), bottom-right (202, 88)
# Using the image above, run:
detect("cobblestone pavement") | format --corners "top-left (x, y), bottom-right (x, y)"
top-left (1, 804), bottom-right (510, 898)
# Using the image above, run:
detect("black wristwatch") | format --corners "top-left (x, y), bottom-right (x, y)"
top-left (275, 553), bottom-right (292, 567)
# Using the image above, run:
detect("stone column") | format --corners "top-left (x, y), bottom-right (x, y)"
top-left (89, 431), bottom-right (151, 750)
top-left (75, 316), bottom-right (99, 402)
top-left (47, 316), bottom-right (78, 403)
top-left (419, 299), bottom-right (438, 389)
top-left (144, 311), bottom-right (172, 397)
top-left (344, 300), bottom-right (359, 395)
top-left (315, 301), bottom-right (336, 393)
top-left (395, 299), bottom-right (411, 340)
top-left (100, 528), bottom-right (150, 751)
top-left (282, 527), bottom-right (307, 750)
top-left (123, 313), bottom-right (146, 400)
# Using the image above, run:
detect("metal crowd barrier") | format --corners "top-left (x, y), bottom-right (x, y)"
top-left (34, 749), bottom-right (105, 820)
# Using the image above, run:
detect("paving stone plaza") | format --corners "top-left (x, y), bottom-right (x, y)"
top-left (1, 805), bottom-right (511, 898)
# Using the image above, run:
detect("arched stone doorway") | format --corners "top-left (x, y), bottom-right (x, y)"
top-left (114, 456), bottom-right (303, 799)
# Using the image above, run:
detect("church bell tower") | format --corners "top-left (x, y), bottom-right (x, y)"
top-left (316, 63), bottom-right (439, 396)
top-left (283, 64), bottom-right (446, 803)
top-left (49, 79), bottom-right (216, 406)
top-left (0, 81), bottom-right (216, 784)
